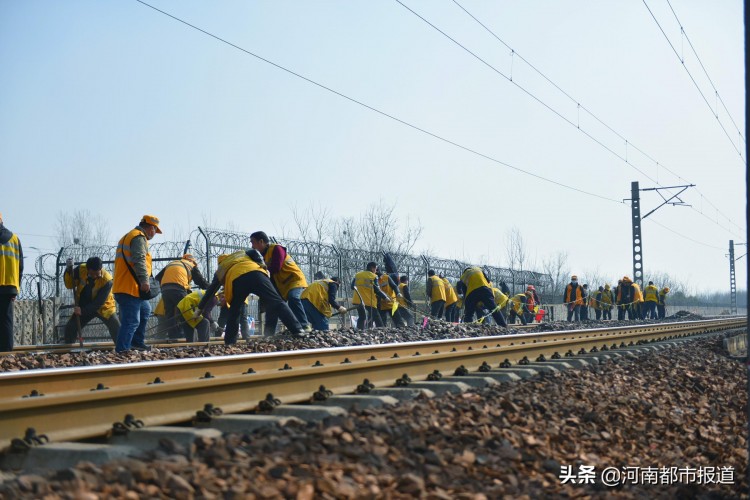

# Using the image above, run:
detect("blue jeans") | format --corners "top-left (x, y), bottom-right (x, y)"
top-left (302, 299), bottom-right (329, 331)
top-left (115, 293), bottom-right (151, 352)
top-left (286, 287), bottom-right (309, 328)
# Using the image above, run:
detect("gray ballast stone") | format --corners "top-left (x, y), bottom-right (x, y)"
top-left (201, 414), bottom-right (303, 434)
top-left (318, 395), bottom-right (399, 411)
top-left (406, 381), bottom-right (471, 396)
top-left (19, 443), bottom-right (136, 471)
top-left (270, 404), bottom-right (348, 421)
top-left (489, 367), bottom-right (539, 379)
top-left (441, 376), bottom-right (499, 388)
top-left (370, 387), bottom-right (436, 400)
top-left (110, 427), bottom-right (221, 457)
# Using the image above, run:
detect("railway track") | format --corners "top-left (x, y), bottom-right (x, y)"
top-left (0, 317), bottom-right (744, 458)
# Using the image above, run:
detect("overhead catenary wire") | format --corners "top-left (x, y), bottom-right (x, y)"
top-left (445, 0), bottom-right (745, 238)
top-left (641, 0), bottom-right (746, 163)
top-left (133, 0), bottom-right (623, 205)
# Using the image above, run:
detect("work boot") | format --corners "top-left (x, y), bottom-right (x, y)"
top-left (131, 344), bottom-right (152, 352)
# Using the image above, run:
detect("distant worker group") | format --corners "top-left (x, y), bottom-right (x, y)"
top-left (0, 212), bottom-right (678, 352)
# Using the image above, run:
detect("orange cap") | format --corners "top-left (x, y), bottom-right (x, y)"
top-left (141, 215), bottom-right (162, 233)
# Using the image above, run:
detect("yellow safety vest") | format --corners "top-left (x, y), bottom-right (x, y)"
top-left (160, 259), bottom-right (196, 289)
top-left (493, 288), bottom-right (508, 309)
top-left (217, 252), bottom-right (267, 304)
top-left (644, 285), bottom-right (659, 302)
top-left (0, 233), bottom-right (21, 291)
top-left (428, 275), bottom-right (446, 302)
top-left (64, 265), bottom-right (116, 319)
top-left (397, 283), bottom-right (409, 307)
top-left (378, 274), bottom-right (397, 311)
top-left (632, 283), bottom-right (643, 303)
top-left (443, 278), bottom-right (458, 306)
top-left (113, 228), bottom-right (152, 297)
top-left (510, 293), bottom-right (526, 314)
top-left (658, 289), bottom-right (669, 305)
top-left (352, 270), bottom-right (378, 307)
top-left (177, 290), bottom-right (207, 328)
top-left (264, 243), bottom-right (308, 300)
top-left (460, 267), bottom-right (489, 297)
top-left (301, 279), bottom-right (335, 317)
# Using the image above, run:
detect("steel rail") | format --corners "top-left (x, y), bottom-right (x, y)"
top-left (0, 317), bottom-right (744, 451)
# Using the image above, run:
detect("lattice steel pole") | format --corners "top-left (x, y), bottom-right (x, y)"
top-left (631, 181), bottom-right (644, 289)
top-left (729, 240), bottom-right (737, 315)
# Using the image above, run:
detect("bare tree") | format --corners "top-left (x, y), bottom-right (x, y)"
top-left (55, 209), bottom-right (110, 248)
top-left (288, 203), bottom-right (332, 244)
top-left (505, 226), bottom-right (531, 273)
top-left (541, 250), bottom-right (570, 300)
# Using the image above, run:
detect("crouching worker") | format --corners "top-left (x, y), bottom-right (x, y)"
top-left (457, 266), bottom-right (507, 327)
top-left (300, 276), bottom-right (347, 331)
top-left (63, 257), bottom-right (120, 343)
top-left (177, 290), bottom-right (219, 342)
top-left (507, 292), bottom-right (528, 325)
top-left (198, 250), bottom-right (305, 343)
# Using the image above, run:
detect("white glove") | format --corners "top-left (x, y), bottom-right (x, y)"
top-left (190, 308), bottom-right (202, 320)
top-left (337, 306), bottom-right (347, 314)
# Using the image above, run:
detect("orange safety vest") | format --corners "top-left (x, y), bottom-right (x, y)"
top-left (113, 228), bottom-right (152, 297)
top-left (378, 274), bottom-right (397, 311)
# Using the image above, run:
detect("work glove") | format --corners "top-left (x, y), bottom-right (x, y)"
top-left (190, 308), bottom-right (202, 320)
top-left (337, 306), bottom-right (347, 314)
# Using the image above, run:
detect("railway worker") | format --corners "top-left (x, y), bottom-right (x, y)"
top-left (63, 257), bottom-right (119, 343)
top-left (0, 213), bottom-right (23, 352)
top-left (426, 270), bottom-right (446, 319)
top-left (156, 254), bottom-right (210, 341)
top-left (617, 276), bottom-right (636, 320)
top-left (492, 286), bottom-right (509, 313)
top-left (396, 275), bottom-right (415, 327)
top-left (351, 262), bottom-right (390, 330)
top-left (657, 287), bottom-right (670, 319)
top-left (113, 215), bottom-right (162, 353)
top-left (376, 271), bottom-right (402, 327)
top-left (563, 275), bottom-right (583, 322)
top-left (249, 231), bottom-right (309, 332)
top-left (615, 280), bottom-right (627, 320)
top-left (301, 276), bottom-right (347, 331)
top-left (176, 290), bottom-right (219, 342)
top-left (457, 266), bottom-right (507, 327)
top-left (507, 292), bottom-right (528, 325)
top-left (442, 275), bottom-right (459, 323)
top-left (523, 289), bottom-right (536, 324)
top-left (580, 284), bottom-right (590, 321)
top-left (198, 250), bottom-right (305, 342)
top-left (643, 281), bottom-right (660, 319)
top-left (631, 280), bottom-right (644, 320)
top-left (598, 284), bottom-right (615, 320)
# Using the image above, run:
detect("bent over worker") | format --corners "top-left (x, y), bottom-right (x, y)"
top-left (63, 257), bottom-right (119, 343)
top-left (442, 275), bottom-right (459, 323)
top-left (176, 290), bottom-right (218, 342)
top-left (0, 213), bottom-right (22, 352)
top-left (156, 254), bottom-right (210, 341)
top-left (457, 266), bottom-right (507, 327)
top-left (198, 250), bottom-right (305, 343)
top-left (250, 232), bottom-right (309, 332)
top-left (657, 287), bottom-right (670, 319)
top-left (351, 262), bottom-right (390, 330)
top-left (301, 276), bottom-right (347, 331)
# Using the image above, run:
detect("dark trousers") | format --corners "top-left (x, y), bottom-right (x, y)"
top-left (0, 294), bottom-right (14, 352)
top-left (396, 307), bottom-right (414, 327)
top-left (657, 304), bottom-right (666, 319)
top-left (645, 301), bottom-right (657, 319)
top-left (509, 309), bottom-right (527, 325)
top-left (595, 309), bottom-right (602, 320)
top-left (430, 300), bottom-right (445, 319)
top-left (444, 303), bottom-right (457, 322)
top-left (463, 287), bottom-right (507, 327)
top-left (162, 287), bottom-right (188, 340)
top-left (218, 303), bottom-right (250, 340)
top-left (617, 305), bottom-right (626, 320)
top-left (228, 271), bottom-right (301, 343)
top-left (567, 304), bottom-right (580, 322)
top-left (356, 305), bottom-right (384, 330)
top-left (267, 286), bottom-right (308, 334)
top-left (182, 318), bottom-right (210, 342)
top-left (602, 308), bottom-right (612, 320)
top-left (379, 308), bottom-right (405, 328)
top-left (64, 312), bottom-right (120, 343)
top-left (580, 306), bottom-right (589, 321)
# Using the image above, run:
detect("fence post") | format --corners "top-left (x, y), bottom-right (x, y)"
top-left (198, 227), bottom-right (211, 277)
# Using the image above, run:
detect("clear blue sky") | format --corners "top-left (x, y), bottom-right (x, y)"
top-left (1, 0), bottom-right (745, 293)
